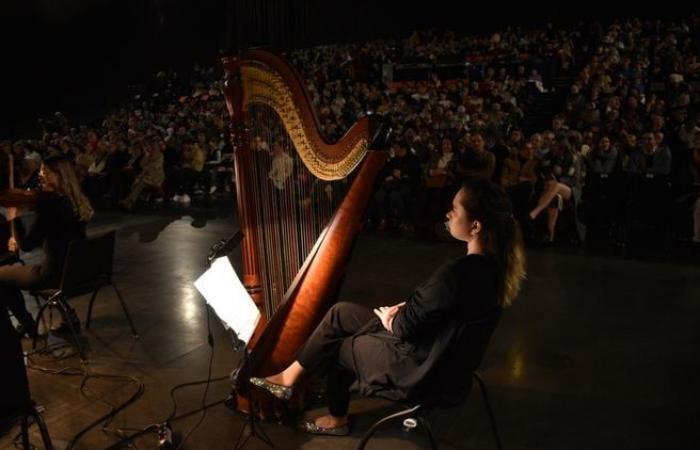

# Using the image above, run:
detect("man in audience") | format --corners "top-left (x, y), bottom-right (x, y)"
top-left (458, 132), bottom-right (496, 182)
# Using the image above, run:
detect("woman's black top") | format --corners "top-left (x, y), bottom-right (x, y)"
top-left (352, 253), bottom-right (501, 403)
top-left (13, 195), bottom-right (87, 281)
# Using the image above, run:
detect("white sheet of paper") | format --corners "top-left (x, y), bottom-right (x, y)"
top-left (194, 256), bottom-right (260, 345)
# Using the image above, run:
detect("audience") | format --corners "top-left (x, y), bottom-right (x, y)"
top-left (2, 15), bottom-right (698, 253)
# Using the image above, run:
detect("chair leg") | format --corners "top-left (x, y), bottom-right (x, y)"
top-left (32, 301), bottom-right (53, 351)
top-left (356, 404), bottom-right (422, 450)
top-left (111, 282), bottom-right (139, 338)
top-left (85, 288), bottom-right (101, 330)
top-left (20, 413), bottom-right (30, 450)
top-left (29, 406), bottom-right (54, 450)
top-left (473, 372), bottom-right (504, 450)
top-left (418, 414), bottom-right (439, 450)
top-left (54, 300), bottom-right (87, 362)
top-left (33, 295), bottom-right (48, 332)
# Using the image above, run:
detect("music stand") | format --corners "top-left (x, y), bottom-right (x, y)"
top-left (193, 256), bottom-right (275, 449)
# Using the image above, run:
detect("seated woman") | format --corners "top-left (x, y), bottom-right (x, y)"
top-left (500, 142), bottom-right (538, 220)
top-left (249, 179), bottom-right (526, 435)
top-left (1, 156), bottom-right (93, 337)
top-left (528, 139), bottom-right (576, 243)
top-left (119, 137), bottom-right (165, 210)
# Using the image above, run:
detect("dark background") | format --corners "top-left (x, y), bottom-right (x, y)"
top-left (0, 0), bottom-right (695, 138)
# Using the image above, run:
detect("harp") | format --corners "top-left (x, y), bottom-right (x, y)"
top-left (221, 50), bottom-right (390, 416)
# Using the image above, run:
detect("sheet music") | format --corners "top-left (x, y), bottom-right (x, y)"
top-left (194, 256), bottom-right (260, 345)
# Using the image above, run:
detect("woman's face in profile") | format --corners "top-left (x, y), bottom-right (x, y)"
top-left (445, 188), bottom-right (474, 242)
top-left (39, 165), bottom-right (60, 192)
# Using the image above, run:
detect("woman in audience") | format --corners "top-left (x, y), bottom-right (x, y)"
top-left (527, 138), bottom-right (576, 243)
top-left (501, 142), bottom-right (538, 220)
top-left (120, 137), bottom-right (166, 209)
top-left (422, 137), bottom-right (461, 234)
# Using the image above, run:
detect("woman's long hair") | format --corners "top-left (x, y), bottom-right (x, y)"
top-left (459, 179), bottom-right (526, 308)
top-left (43, 155), bottom-right (94, 222)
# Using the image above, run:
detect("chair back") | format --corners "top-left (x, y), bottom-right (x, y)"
top-left (418, 307), bottom-right (502, 408)
top-left (59, 231), bottom-right (116, 298)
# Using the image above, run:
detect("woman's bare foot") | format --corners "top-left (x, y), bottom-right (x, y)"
top-left (264, 373), bottom-right (290, 387)
top-left (265, 361), bottom-right (305, 387)
top-left (314, 414), bottom-right (348, 428)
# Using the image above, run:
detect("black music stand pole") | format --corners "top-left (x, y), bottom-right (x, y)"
top-left (200, 231), bottom-right (276, 449)
top-left (231, 348), bottom-right (276, 450)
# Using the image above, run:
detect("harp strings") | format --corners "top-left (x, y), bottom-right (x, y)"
top-left (247, 104), bottom-right (346, 317)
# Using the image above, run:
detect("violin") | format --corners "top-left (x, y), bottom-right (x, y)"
top-left (0, 187), bottom-right (50, 208)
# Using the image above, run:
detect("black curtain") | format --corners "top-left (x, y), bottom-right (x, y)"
top-left (224, 0), bottom-right (416, 52)
top-left (222, 1), bottom-right (699, 54)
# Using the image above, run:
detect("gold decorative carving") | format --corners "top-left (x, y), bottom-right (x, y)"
top-left (241, 66), bottom-right (367, 181)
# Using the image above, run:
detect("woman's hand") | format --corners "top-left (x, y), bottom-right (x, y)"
top-left (5, 207), bottom-right (20, 221)
top-left (373, 301), bottom-right (406, 333)
top-left (8, 237), bottom-right (19, 253)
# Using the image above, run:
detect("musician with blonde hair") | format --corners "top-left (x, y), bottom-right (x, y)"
top-left (1, 155), bottom-right (93, 337)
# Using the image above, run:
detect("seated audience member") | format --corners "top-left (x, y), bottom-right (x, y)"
top-left (588, 136), bottom-right (618, 177)
top-left (458, 132), bottom-right (496, 182)
top-left (112, 141), bottom-right (144, 203)
top-left (372, 140), bottom-right (421, 231)
top-left (82, 141), bottom-right (110, 201)
top-left (120, 137), bottom-right (166, 210)
top-left (528, 139), bottom-right (576, 243)
top-left (172, 139), bottom-right (205, 205)
top-left (500, 142), bottom-right (538, 219)
top-left (421, 137), bottom-right (461, 232)
top-left (485, 131), bottom-right (509, 183)
top-left (103, 139), bottom-right (131, 205)
top-left (583, 136), bottom-right (621, 241)
top-left (625, 132), bottom-right (673, 230)
top-left (627, 132), bottom-right (672, 178)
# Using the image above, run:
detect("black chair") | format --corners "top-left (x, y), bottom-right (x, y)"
top-left (356, 310), bottom-right (505, 450)
top-left (31, 230), bottom-right (139, 361)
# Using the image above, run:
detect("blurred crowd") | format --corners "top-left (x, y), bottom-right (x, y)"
top-left (2, 16), bottom-right (699, 250)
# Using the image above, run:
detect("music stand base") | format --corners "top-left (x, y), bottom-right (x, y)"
top-left (233, 413), bottom-right (276, 450)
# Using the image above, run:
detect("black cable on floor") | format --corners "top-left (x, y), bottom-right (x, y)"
top-left (67, 371), bottom-right (145, 450)
top-left (18, 358), bottom-right (145, 450)
top-left (102, 302), bottom-right (230, 450)
top-left (22, 268), bottom-right (230, 448)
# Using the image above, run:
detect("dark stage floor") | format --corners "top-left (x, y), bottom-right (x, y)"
top-left (2, 201), bottom-right (698, 450)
